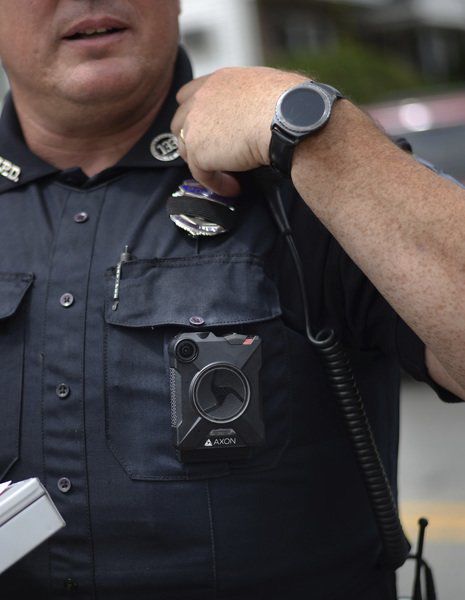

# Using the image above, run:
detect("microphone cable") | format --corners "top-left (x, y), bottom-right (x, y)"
top-left (265, 181), bottom-right (410, 570)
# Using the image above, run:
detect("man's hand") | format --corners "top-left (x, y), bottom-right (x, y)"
top-left (171, 66), bottom-right (304, 196)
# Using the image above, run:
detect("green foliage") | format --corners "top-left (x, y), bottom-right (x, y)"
top-left (267, 38), bottom-right (427, 104)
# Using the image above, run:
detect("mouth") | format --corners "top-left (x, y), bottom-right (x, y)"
top-left (65, 27), bottom-right (125, 41)
top-left (62, 18), bottom-right (129, 42)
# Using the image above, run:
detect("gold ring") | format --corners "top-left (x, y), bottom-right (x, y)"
top-left (179, 128), bottom-right (186, 144)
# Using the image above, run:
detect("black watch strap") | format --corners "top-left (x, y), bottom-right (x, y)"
top-left (269, 128), bottom-right (299, 179)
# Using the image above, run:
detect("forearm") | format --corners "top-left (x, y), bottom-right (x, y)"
top-left (292, 101), bottom-right (465, 392)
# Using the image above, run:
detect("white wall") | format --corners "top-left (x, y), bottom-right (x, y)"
top-left (0, 66), bottom-right (8, 101)
top-left (179, 0), bottom-right (263, 76)
top-left (413, 0), bottom-right (465, 28)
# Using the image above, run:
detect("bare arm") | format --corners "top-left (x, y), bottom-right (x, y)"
top-left (292, 102), bottom-right (465, 399)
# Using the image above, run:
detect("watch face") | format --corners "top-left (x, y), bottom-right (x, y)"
top-left (278, 85), bottom-right (331, 133)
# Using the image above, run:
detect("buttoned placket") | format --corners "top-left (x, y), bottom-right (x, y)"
top-left (41, 183), bottom-right (104, 598)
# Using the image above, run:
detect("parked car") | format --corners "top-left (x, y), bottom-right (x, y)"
top-left (364, 89), bottom-right (465, 183)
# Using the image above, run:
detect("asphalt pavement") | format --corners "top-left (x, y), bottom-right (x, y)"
top-left (396, 377), bottom-right (465, 600)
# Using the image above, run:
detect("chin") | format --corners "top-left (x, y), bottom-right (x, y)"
top-left (62, 60), bottom-right (150, 105)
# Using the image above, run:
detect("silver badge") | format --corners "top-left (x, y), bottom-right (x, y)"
top-left (150, 133), bottom-right (180, 162)
top-left (169, 180), bottom-right (238, 237)
top-left (0, 155), bottom-right (21, 183)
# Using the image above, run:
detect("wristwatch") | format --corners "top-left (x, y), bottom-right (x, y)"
top-left (270, 81), bottom-right (344, 177)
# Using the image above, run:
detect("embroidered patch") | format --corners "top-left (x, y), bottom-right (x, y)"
top-left (0, 155), bottom-right (21, 183)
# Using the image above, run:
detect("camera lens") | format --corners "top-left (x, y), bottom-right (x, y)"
top-left (192, 364), bottom-right (250, 423)
top-left (176, 339), bottom-right (198, 363)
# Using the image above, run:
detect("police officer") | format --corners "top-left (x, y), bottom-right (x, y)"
top-left (0, 1), bottom-right (464, 599)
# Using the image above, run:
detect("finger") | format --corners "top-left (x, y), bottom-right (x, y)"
top-left (170, 98), bottom-right (194, 137)
top-left (176, 137), bottom-right (187, 160)
top-left (176, 75), bottom-right (210, 104)
top-left (188, 162), bottom-right (241, 197)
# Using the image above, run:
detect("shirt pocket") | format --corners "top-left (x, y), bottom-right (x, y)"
top-left (103, 254), bottom-right (292, 481)
top-left (0, 272), bottom-right (34, 481)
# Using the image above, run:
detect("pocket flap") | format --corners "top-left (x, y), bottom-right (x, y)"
top-left (105, 255), bottom-right (281, 328)
top-left (0, 273), bottom-right (34, 320)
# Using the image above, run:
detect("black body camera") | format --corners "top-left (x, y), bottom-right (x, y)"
top-left (168, 331), bottom-right (264, 463)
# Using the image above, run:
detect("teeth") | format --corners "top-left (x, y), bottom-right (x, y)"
top-left (83, 28), bottom-right (110, 35)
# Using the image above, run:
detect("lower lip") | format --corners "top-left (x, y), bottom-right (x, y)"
top-left (62, 29), bottom-right (128, 49)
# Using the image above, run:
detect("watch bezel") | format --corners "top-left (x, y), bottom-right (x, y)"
top-left (274, 82), bottom-right (333, 136)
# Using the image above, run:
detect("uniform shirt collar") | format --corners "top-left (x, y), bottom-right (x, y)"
top-left (0, 47), bottom-right (191, 193)
top-left (0, 96), bottom-right (59, 192)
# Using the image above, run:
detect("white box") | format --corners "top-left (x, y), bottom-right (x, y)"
top-left (0, 478), bottom-right (65, 574)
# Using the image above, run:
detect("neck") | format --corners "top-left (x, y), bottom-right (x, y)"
top-left (11, 79), bottom-right (172, 177)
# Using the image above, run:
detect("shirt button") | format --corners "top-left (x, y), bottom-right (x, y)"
top-left (57, 477), bottom-right (72, 493)
top-left (73, 212), bottom-right (88, 223)
top-left (60, 293), bottom-right (75, 308)
top-left (64, 578), bottom-right (78, 591)
top-left (56, 383), bottom-right (70, 399)
top-left (189, 316), bottom-right (205, 326)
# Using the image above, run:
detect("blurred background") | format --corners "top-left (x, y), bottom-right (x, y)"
top-left (1, 1), bottom-right (465, 597)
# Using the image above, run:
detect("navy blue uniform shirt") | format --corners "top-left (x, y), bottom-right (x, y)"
top-left (0, 49), bottom-right (460, 600)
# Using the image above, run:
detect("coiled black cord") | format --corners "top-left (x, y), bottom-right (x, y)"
top-left (267, 183), bottom-right (410, 570)
top-left (312, 330), bottom-right (410, 569)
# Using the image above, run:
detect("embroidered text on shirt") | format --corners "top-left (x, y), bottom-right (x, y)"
top-left (0, 156), bottom-right (21, 183)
